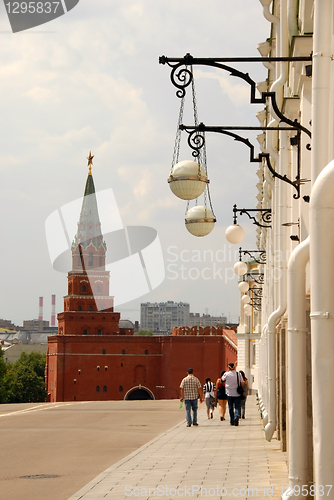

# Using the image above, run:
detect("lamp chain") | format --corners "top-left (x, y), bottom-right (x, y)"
top-left (191, 68), bottom-right (216, 218)
top-left (171, 93), bottom-right (185, 173)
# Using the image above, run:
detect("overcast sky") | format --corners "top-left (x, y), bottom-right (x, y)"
top-left (0, 0), bottom-right (270, 327)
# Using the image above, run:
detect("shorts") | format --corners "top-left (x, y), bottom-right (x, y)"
top-left (205, 396), bottom-right (215, 409)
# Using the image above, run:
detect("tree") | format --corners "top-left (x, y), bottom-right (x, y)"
top-left (0, 351), bottom-right (47, 404)
top-left (0, 347), bottom-right (7, 403)
top-left (135, 329), bottom-right (154, 336)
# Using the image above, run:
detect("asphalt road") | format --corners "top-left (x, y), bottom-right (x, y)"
top-left (0, 400), bottom-right (185, 500)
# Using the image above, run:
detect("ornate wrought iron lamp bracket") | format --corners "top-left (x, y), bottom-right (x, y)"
top-left (239, 247), bottom-right (266, 264)
top-left (233, 203), bottom-right (271, 229)
top-left (159, 53), bottom-right (312, 140)
top-left (250, 286), bottom-right (263, 298)
top-left (246, 272), bottom-right (264, 284)
top-left (250, 297), bottom-right (262, 311)
top-left (160, 54), bottom-right (312, 199)
top-left (179, 123), bottom-right (306, 199)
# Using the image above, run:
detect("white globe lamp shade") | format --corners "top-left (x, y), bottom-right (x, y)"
top-left (225, 224), bottom-right (245, 244)
top-left (168, 160), bottom-right (209, 200)
top-left (185, 205), bottom-right (216, 237)
top-left (238, 281), bottom-right (249, 293)
top-left (241, 294), bottom-right (250, 304)
top-left (234, 261), bottom-right (248, 276)
top-left (244, 304), bottom-right (252, 316)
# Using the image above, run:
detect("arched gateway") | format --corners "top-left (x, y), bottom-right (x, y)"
top-left (124, 385), bottom-right (155, 400)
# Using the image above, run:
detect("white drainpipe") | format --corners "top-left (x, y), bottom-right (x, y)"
top-left (287, 0), bottom-right (298, 42)
top-left (309, 1), bottom-right (334, 496)
top-left (282, 236), bottom-right (310, 500)
top-left (264, 0), bottom-right (289, 442)
top-left (310, 160), bottom-right (334, 497)
top-left (264, 131), bottom-right (288, 441)
top-left (311, 0), bottom-right (332, 183)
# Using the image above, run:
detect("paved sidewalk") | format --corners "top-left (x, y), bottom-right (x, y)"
top-left (69, 396), bottom-right (288, 500)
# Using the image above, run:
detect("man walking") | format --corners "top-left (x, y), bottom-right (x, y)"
top-left (222, 362), bottom-right (244, 426)
top-left (180, 368), bottom-right (203, 427)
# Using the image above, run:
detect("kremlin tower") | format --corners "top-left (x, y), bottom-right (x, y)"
top-left (57, 152), bottom-right (120, 337)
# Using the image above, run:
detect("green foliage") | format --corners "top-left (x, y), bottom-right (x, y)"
top-left (0, 347), bottom-right (7, 403)
top-left (135, 329), bottom-right (154, 336)
top-left (0, 350), bottom-right (47, 404)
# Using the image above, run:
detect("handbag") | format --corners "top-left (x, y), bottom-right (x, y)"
top-left (236, 372), bottom-right (245, 400)
top-left (210, 395), bottom-right (217, 407)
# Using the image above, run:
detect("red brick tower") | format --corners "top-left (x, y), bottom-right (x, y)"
top-left (57, 154), bottom-right (120, 336)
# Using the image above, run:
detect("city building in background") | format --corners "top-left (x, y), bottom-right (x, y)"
top-left (140, 301), bottom-right (190, 334)
top-left (188, 313), bottom-right (227, 328)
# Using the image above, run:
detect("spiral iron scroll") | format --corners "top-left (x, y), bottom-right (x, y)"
top-left (239, 248), bottom-right (266, 264)
top-left (246, 272), bottom-right (264, 284)
top-left (251, 286), bottom-right (263, 298)
top-left (170, 66), bottom-right (193, 99)
top-left (239, 208), bottom-right (272, 228)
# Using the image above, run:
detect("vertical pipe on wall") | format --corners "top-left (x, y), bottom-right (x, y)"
top-left (282, 237), bottom-right (310, 500)
top-left (311, 0), bottom-right (333, 184)
top-left (264, 0), bottom-right (289, 442)
top-left (310, 1), bottom-right (334, 497)
top-left (310, 160), bottom-right (334, 498)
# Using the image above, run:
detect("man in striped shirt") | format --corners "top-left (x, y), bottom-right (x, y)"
top-left (180, 368), bottom-right (203, 427)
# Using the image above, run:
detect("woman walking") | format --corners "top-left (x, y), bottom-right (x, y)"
top-left (239, 370), bottom-right (249, 419)
top-left (215, 370), bottom-right (227, 421)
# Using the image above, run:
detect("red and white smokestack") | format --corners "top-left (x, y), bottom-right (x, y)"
top-left (51, 295), bottom-right (56, 326)
top-left (38, 297), bottom-right (43, 321)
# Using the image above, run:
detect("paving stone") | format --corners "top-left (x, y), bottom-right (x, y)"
top-left (68, 396), bottom-right (288, 500)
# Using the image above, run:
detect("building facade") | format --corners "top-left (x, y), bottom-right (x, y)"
top-left (188, 313), bottom-right (227, 328)
top-left (232, 0), bottom-right (334, 495)
top-left (140, 301), bottom-right (190, 333)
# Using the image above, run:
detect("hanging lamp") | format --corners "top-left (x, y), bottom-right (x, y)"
top-left (238, 280), bottom-right (249, 293)
top-left (168, 79), bottom-right (209, 201)
top-left (181, 68), bottom-right (216, 237)
top-left (168, 160), bottom-right (208, 200)
top-left (185, 205), bottom-right (216, 237)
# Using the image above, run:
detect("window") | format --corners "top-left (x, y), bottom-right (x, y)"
top-left (78, 305), bottom-right (82, 311)
top-left (102, 349), bottom-right (106, 355)
top-left (83, 329), bottom-right (88, 335)
top-left (88, 253), bottom-right (93, 266)
top-left (99, 256), bottom-right (102, 267)
top-left (119, 385), bottom-right (123, 392)
top-left (97, 329), bottom-right (102, 335)
top-left (89, 306), bottom-right (93, 311)
top-left (82, 285), bottom-right (86, 292)
top-left (105, 366), bottom-right (108, 371)
top-left (97, 366), bottom-right (100, 371)
top-left (97, 285), bottom-right (101, 293)
top-left (122, 349), bottom-right (126, 354)
top-left (96, 386), bottom-right (100, 393)
top-left (103, 386), bottom-right (107, 393)
top-left (145, 349), bottom-right (149, 355)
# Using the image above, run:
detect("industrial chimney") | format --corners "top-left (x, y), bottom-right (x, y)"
top-left (38, 297), bottom-right (43, 321)
top-left (51, 295), bottom-right (56, 326)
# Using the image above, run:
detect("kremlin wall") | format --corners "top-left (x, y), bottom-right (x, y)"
top-left (46, 161), bottom-right (237, 402)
